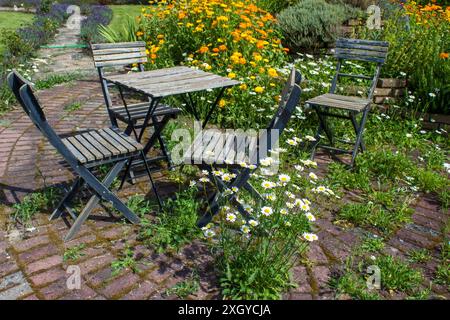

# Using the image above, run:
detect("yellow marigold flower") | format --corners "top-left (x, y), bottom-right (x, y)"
top-left (219, 99), bottom-right (226, 108)
top-left (136, 31), bottom-right (144, 37)
top-left (268, 68), bottom-right (278, 77)
top-left (240, 83), bottom-right (248, 90)
top-left (228, 72), bottom-right (236, 79)
top-left (254, 86), bottom-right (264, 93)
top-left (239, 57), bottom-right (247, 65)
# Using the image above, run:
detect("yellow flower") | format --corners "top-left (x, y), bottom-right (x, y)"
top-left (228, 72), bottom-right (236, 79)
top-left (254, 86), bottom-right (264, 93)
top-left (219, 99), bottom-right (226, 108)
top-left (136, 31), bottom-right (144, 37)
top-left (268, 68), bottom-right (278, 77)
top-left (240, 83), bottom-right (248, 90)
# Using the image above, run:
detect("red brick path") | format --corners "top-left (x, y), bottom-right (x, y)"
top-left (0, 80), bottom-right (448, 299)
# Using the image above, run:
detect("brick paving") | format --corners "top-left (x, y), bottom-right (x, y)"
top-left (0, 80), bottom-right (448, 300)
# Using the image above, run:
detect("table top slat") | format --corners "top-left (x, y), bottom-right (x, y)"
top-left (103, 66), bottom-right (239, 98)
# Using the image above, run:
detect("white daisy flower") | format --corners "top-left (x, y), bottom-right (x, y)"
top-left (226, 213), bottom-right (237, 223)
top-left (261, 206), bottom-right (273, 217)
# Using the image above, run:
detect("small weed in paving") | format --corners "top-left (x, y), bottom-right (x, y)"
top-left (64, 101), bottom-right (82, 113)
top-left (408, 249), bottom-right (432, 264)
top-left (337, 202), bottom-right (412, 235)
top-left (12, 187), bottom-right (61, 225)
top-left (126, 194), bottom-right (154, 217)
top-left (374, 255), bottom-right (423, 293)
top-left (330, 271), bottom-right (381, 300)
top-left (63, 244), bottom-right (86, 262)
top-left (165, 272), bottom-right (200, 298)
top-left (34, 73), bottom-right (84, 90)
top-left (138, 186), bottom-right (202, 253)
top-left (111, 246), bottom-right (140, 276)
top-left (360, 236), bottom-right (385, 253)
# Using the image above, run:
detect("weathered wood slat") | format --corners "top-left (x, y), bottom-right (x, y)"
top-left (94, 57), bottom-right (148, 68)
top-left (93, 52), bottom-right (147, 62)
top-left (81, 132), bottom-right (113, 158)
top-left (98, 129), bottom-right (128, 154)
top-left (336, 42), bottom-right (388, 52)
top-left (74, 135), bottom-right (103, 161)
top-left (104, 66), bottom-right (190, 82)
top-left (307, 93), bottom-right (370, 111)
top-left (336, 53), bottom-right (386, 64)
top-left (67, 136), bottom-right (96, 163)
top-left (336, 48), bottom-right (387, 58)
top-left (88, 131), bottom-right (121, 156)
top-left (91, 42), bottom-right (146, 50)
top-left (138, 74), bottom-right (225, 91)
top-left (203, 131), bottom-right (224, 164)
top-left (103, 128), bottom-right (141, 152)
top-left (63, 139), bottom-right (87, 163)
top-left (118, 70), bottom-right (210, 87)
top-left (336, 38), bottom-right (389, 47)
top-left (149, 78), bottom-right (239, 98)
top-left (93, 47), bottom-right (146, 55)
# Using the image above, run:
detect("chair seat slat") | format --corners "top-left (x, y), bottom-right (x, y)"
top-left (74, 135), bottom-right (104, 161)
top-left (80, 132), bottom-right (113, 158)
top-left (66, 136), bottom-right (96, 163)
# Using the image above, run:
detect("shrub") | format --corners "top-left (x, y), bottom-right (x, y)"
top-left (255, 0), bottom-right (296, 13)
top-left (277, 0), bottom-right (361, 52)
top-left (80, 5), bottom-right (113, 43)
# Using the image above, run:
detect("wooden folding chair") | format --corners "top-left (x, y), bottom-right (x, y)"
top-left (7, 70), bottom-right (161, 241)
top-left (91, 41), bottom-right (180, 171)
top-left (305, 38), bottom-right (389, 167)
top-left (184, 68), bottom-right (302, 226)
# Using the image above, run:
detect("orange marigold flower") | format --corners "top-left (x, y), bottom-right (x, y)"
top-left (440, 52), bottom-right (449, 59)
top-left (199, 46), bottom-right (209, 54)
top-left (218, 44), bottom-right (227, 51)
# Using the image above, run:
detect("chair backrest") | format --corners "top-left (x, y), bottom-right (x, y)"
top-left (268, 67), bottom-right (302, 134)
top-left (331, 38), bottom-right (389, 99)
top-left (7, 70), bottom-right (78, 165)
top-left (262, 68), bottom-right (302, 155)
top-left (91, 41), bottom-right (148, 126)
top-left (91, 41), bottom-right (147, 69)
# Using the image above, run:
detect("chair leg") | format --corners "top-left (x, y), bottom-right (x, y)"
top-left (49, 177), bottom-right (83, 221)
top-left (65, 161), bottom-right (139, 241)
top-left (140, 150), bottom-right (163, 209)
top-left (350, 112), bottom-right (366, 152)
top-left (350, 109), bottom-right (369, 167)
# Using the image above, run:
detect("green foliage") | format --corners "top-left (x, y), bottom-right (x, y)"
top-left (255, 0), bottom-right (296, 13)
top-left (277, 0), bottom-right (361, 51)
top-left (138, 186), bottom-right (202, 253)
top-left (12, 188), bottom-right (61, 225)
top-left (0, 30), bottom-right (34, 65)
top-left (359, 2), bottom-right (450, 114)
top-left (338, 201), bottom-right (412, 235)
top-left (64, 101), bottom-right (82, 113)
top-left (165, 272), bottom-right (200, 298)
top-left (126, 194), bottom-right (154, 217)
top-left (98, 15), bottom-right (139, 43)
top-left (330, 271), bottom-right (381, 300)
top-left (111, 246), bottom-right (140, 276)
top-left (374, 255), bottom-right (424, 292)
top-left (408, 249), bottom-right (432, 264)
top-left (34, 73), bottom-right (84, 89)
top-left (63, 244), bottom-right (86, 262)
top-left (360, 236), bottom-right (385, 253)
